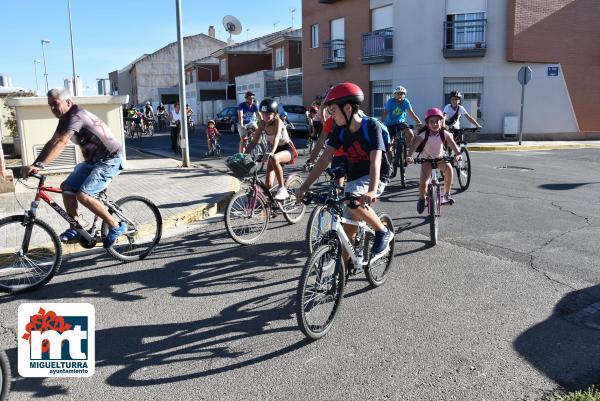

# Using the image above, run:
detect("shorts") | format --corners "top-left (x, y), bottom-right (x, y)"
top-left (330, 156), bottom-right (348, 178)
top-left (274, 142), bottom-right (297, 164)
top-left (63, 155), bottom-right (123, 197)
top-left (239, 122), bottom-right (258, 139)
top-left (344, 174), bottom-right (386, 197)
top-left (387, 122), bottom-right (411, 140)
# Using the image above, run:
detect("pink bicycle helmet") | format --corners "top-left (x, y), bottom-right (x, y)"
top-left (424, 108), bottom-right (444, 121)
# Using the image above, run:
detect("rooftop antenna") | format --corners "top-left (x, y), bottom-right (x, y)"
top-left (245, 28), bottom-right (250, 41)
top-left (290, 8), bottom-right (296, 28)
top-left (273, 21), bottom-right (279, 33)
top-left (222, 15), bottom-right (242, 45)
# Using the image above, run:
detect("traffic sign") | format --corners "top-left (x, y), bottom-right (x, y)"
top-left (518, 66), bottom-right (532, 85)
top-left (548, 66), bottom-right (559, 76)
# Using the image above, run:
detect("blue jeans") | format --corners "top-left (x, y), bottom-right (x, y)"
top-left (63, 155), bottom-right (123, 196)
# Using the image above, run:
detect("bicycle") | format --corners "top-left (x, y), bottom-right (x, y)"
top-left (207, 136), bottom-right (221, 158)
top-left (157, 114), bottom-right (168, 132)
top-left (296, 191), bottom-right (395, 340)
top-left (414, 156), bottom-right (455, 246)
top-left (143, 118), bottom-right (155, 137)
top-left (445, 127), bottom-right (477, 191)
top-left (388, 123), bottom-right (413, 188)
top-left (0, 348), bottom-right (9, 401)
top-left (305, 167), bottom-right (345, 253)
top-left (0, 173), bottom-right (163, 293)
top-left (224, 155), bottom-right (306, 245)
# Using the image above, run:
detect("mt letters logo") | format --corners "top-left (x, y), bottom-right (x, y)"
top-left (18, 303), bottom-right (95, 377)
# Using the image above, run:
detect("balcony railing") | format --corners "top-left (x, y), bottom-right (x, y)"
top-left (322, 39), bottom-right (345, 69)
top-left (265, 75), bottom-right (303, 97)
top-left (443, 19), bottom-right (487, 58)
top-left (362, 28), bottom-right (393, 64)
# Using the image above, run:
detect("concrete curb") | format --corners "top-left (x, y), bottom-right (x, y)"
top-left (61, 175), bottom-right (240, 256)
top-left (468, 143), bottom-right (598, 152)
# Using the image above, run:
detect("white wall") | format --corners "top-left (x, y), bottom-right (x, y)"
top-left (369, 0), bottom-right (578, 135)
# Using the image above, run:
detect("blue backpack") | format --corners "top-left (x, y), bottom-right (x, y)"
top-left (338, 116), bottom-right (390, 148)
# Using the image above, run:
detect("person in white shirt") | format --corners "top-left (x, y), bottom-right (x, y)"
top-left (442, 91), bottom-right (482, 132)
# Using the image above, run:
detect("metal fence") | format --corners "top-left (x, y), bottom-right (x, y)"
top-left (444, 19), bottom-right (487, 50)
top-left (362, 28), bottom-right (393, 60)
top-left (370, 80), bottom-right (393, 119)
top-left (322, 39), bottom-right (345, 64)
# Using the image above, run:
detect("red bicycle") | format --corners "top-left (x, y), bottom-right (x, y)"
top-left (0, 173), bottom-right (162, 293)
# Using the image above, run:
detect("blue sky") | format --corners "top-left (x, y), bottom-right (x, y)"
top-left (3, 0), bottom-right (302, 95)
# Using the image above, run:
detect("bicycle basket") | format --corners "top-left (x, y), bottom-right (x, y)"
top-left (225, 153), bottom-right (258, 178)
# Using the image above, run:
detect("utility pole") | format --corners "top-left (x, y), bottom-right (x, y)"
top-left (175, 0), bottom-right (190, 167)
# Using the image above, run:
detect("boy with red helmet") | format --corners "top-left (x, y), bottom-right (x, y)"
top-left (406, 108), bottom-right (463, 213)
top-left (296, 82), bottom-right (393, 258)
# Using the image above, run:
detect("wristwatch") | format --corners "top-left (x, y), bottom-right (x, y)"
top-left (33, 161), bottom-right (45, 170)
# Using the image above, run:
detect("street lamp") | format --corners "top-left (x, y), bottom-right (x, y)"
top-left (67, 0), bottom-right (78, 96)
top-left (41, 39), bottom-right (51, 93)
top-left (33, 59), bottom-right (41, 94)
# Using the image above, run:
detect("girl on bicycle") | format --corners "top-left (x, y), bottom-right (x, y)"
top-left (406, 108), bottom-right (462, 213)
top-left (245, 98), bottom-right (298, 201)
top-left (205, 120), bottom-right (220, 156)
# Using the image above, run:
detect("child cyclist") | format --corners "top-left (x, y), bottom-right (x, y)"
top-left (406, 108), bottom-right (462, 214)
top-left (296, 82), bottom-right (393, 257)
top-left (245, 98), bottom-right (298, 200)
top-left (205, 119), bottom-right (220, 156)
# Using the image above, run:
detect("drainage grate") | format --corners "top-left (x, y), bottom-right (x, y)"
top-left (495, 165), bottom-right (535, 171)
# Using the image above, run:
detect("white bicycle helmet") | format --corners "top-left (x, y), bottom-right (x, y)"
top-left (393, 86), bottom-right (407, 95)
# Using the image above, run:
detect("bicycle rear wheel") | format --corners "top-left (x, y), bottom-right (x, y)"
top-left (0, 349), bottom-right (10, 401)
top-left (0, 215), bottom-right (62, 293)
top-left (102, 196), bottom-right (163, 262)
top-left (225, 189), bottom-right (269, 245)
top-left (305, 205), bottom-right (335, 253)
top-left (365, 213), bottom-right (395, 287)
top-left (429, 186), bottom-right (439, 246)
top-left (455, 147), bottom-right (471, 191)
top-left (296, 241), bottom-right (345, 340)
top-left (282, 175), bottom-right (306, 224)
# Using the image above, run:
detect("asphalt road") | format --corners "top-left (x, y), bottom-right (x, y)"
top-left (1, 149), bottom-right (599, 400)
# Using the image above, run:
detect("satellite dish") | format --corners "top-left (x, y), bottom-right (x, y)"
top-left (223, 15), bottom-right (242, 43)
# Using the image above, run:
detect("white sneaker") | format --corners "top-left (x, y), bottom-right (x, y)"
top-left (274, 187), bottom-right (290, 200)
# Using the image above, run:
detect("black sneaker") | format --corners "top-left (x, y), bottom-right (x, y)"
top-left (417, 198), bottom-right (426, 214)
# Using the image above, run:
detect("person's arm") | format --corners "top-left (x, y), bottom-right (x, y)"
top-left (406, 135), bottom-right (424, 163)
top-left (269, 121), bottom-right (283, 155)
top-left (21, 130), bottom-right (74, 176)
top-left (381, 108), bottom-right (389, 123)
top-left (463, 108), bottom-right (481, 128)
top-left (308, 130), bottom-right (329, 163)
top-left (445, 131), bottom-right (462, 159)
top-left (237, 108), bottom-right (244, 128)
top-left (363, 149), bottom-right (382, 205)
top-left (244, 121), bottom-right (264, 154)
top-left (408, 108), bottom-right (422, 126)
top-left (296, 146), bottom-right (336, 200)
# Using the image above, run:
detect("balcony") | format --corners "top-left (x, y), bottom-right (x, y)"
top-left (443, 19), bottom-right (487, 58)
top-left (322, 39), bottom-right (345, 69)
top-left (362, 28), bottom-right (393, 64)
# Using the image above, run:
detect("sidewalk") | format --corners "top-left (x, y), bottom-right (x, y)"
top-left (0, 148), bottom-right (240, 254)
top-left (468, 140), bottom-right (600, 151)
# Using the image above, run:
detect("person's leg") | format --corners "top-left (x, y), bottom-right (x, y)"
top-left (403, 127), bottom-right (414, 146)
top-left (238, 126), bottom-right (247, 153)
top-left (419, 164), bottom-right (432, 199)
top-left (271, 151), bottom-right (292, 188)
top-left (264, 162), bottom-right (275, 189)
top-left (60, 162), bottom-right (92, 220)
top-left (206, 136), bottom-right (211, 155)
top-left (170, 126), bottom-right (177, 151)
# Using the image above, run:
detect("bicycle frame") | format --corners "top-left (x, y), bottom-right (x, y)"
top-left (428, 168), bottom-right (442, 217)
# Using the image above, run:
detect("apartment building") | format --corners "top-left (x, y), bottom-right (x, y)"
top-left (303, 0), bottom-right (600, 137)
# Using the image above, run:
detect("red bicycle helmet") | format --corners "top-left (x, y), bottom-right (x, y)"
top-left (424, 108), bottom-right (444, 121)
top-left (323, 83), bottom-right (364, 106)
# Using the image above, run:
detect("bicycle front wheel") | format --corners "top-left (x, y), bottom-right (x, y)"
top-left (0, 215), bottom-right (62, 293)
top-left (282, 175), bottom-right (306, 224)
top-left (0, 349), bottom-right (10, 401)
top-left (455, 147), bottom-right (471, 191)
top-left (429, 186), bottom-right (439, 246)
top-left (305, 205), bottom-right (335, 253)
top-left (225, 189), bottom-right (269, 245)
top-left (365, 213), bottom-right (395, 287)
top-left (102, 196), bottom-right (163, 262)
top-left (398, 141), bottom-right (406, 188)
top-left (296, 242), bottom-right (345, 340)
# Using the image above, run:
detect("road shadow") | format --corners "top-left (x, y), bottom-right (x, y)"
top-left (539, 182), bottom-right (600, 191)
top-left (513, 284), bottom-right (600, 391)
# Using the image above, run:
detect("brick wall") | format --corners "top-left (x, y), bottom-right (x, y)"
top-left (508, 0), bottom-right (600, 131)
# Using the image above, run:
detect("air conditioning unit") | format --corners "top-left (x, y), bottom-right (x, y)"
top-left (502, 115), bottom-right (518, 139)
top-left (33, 143), bottom-right (79, 170)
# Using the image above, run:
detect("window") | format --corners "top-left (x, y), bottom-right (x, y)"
top-left (370, 80), bottom-right (392, 119)
top-left (446, 12), bottom-right (486, 49)
top-left (275, 47), bottom-right (285, 68)
top-left (220, 59), bottom-right (227, 77)
top-left (311, 24), bottom-right (319, 48)
top-left (443, 77), bottom-right (484, 119)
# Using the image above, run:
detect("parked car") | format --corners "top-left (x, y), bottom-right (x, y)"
top-left (215, 106), bottom-right (239, 134)
top-left (281, 104), bottom-right (309, 134)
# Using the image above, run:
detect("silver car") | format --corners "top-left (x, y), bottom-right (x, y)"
top-left (281, 104), bottom-right (309, 133)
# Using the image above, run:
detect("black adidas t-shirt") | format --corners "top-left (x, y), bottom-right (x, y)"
top-left (327, 118), bottom-right (390, 182)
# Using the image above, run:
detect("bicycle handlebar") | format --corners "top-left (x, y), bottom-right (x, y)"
top-left (414, 156), bottom-right (454, 165)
